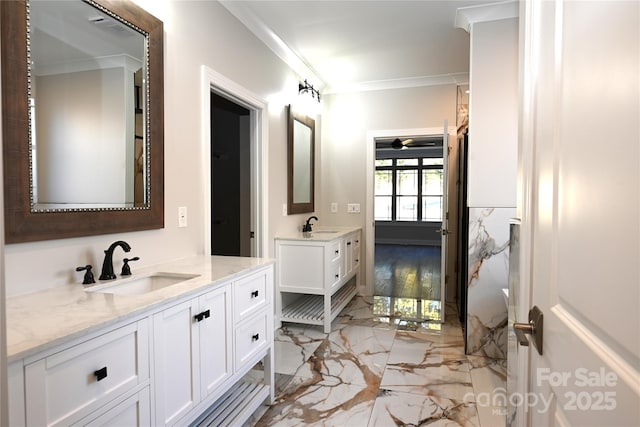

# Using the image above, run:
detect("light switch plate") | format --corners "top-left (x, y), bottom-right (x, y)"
top-left (347, 203), bottom-right (361, 214)
top-left (178, 206), bottom-right (188, 227)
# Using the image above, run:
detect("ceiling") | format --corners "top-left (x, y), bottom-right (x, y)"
top-left (220, 1), bottom-right (515, 94)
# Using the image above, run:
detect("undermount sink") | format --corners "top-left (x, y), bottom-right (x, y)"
top-left (86, 272), bottom-right (200, 295)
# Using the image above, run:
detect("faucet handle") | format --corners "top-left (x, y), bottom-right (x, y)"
top-left (75, 265), bottom-right (95, 285)
top-left (121, 257), bottom-right (140, 276)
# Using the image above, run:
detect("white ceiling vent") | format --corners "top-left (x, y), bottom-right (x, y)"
top-left (88, 15), bottom-right (129, 36)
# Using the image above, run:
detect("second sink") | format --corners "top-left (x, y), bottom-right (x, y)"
top-left (86, 272), bottom-right (200, 295)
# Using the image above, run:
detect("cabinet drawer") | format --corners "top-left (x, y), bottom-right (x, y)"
top-left (75, 387), bottom-right (151, 427)
top-left (234, 270), bottom-right (268, 322)
top-left (234, 313), bottom-right (268, 369)
top-left (25, 320), bottom-right (149, 427)
top-left (329, 240), bottom-right (342, 263)
top-left (328, 260), bottom-right (342, 291)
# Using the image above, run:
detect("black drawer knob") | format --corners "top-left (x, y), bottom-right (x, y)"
top-left (94, 366), bottom-right (108, 382)
top-left (251, 333), bottom-right (260, 341)
top-left (251, 290), bottom-right (259, 298)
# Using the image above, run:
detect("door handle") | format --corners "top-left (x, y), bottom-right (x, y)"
top-left (514, 305), bottom-right (543, 355)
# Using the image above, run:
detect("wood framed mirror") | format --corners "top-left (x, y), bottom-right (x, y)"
top-left (287, 105), bottom-right (315, 215)
top-left (1, 0), bottom-right (164, 243)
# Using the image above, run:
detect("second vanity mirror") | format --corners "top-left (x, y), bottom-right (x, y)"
top-left (1, 0), bottom-right (164, 243)
top-left (287, 105), bottom-right (315, 215)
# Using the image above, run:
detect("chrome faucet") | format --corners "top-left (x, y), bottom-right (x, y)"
top-left (99, 240), bottom-right (131, 280)
top-left (302, 216), bottom-right (318, 233)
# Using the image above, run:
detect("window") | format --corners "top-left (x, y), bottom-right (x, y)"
top-left (375, 156), bottom-right (443, 222)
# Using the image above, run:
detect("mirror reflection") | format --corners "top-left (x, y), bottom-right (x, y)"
top-left (287, 105), bottom-right (315, 215)
top-left (29, 0), bottom-right (148, 211)
top-left (292, 120), bottom-right (312, 204)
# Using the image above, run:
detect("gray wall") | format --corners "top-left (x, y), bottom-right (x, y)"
top-left (375, 222), bottom-right (441, 246)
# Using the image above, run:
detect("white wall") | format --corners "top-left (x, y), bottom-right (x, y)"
top-left (3, 0), bottom-right (308, 296)
top-left (468, 18), bottom-right (518, 207)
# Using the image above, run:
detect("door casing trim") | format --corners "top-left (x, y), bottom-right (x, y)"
top-left (201, 66), bottom-right (269, 257)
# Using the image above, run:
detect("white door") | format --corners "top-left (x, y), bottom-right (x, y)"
top-left (518, 0), bottom-right (639, 425)
top-left (440, 121), bottom-right (449, 321)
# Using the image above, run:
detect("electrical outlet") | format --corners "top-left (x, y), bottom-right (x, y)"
top-left (331, 202), bottom-right (338, 213)
top-left (178, 206), bottom-right (188, 227)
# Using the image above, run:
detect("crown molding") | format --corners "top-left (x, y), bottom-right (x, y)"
top-left (324, 72), bottom-right (469, 95)
top-left (455, 1), bottom-right (519, 33)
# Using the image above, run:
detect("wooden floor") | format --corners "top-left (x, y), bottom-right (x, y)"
top-left (374, 244), bottom-right (441, 300)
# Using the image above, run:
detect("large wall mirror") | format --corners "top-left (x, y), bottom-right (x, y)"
top-left (287, 105), bottom-right (315, 215)
top-left (1, 0), bottom-right (164, 243)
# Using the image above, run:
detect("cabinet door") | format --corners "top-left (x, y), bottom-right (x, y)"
top-left (198, 286), bottom-right (232, 399)
top-left (350, 232), bottom-right (361, 276)
top-left (153, 299), bottom-right (200, 425)
top-left (278, 243), bottom-right (324, 291)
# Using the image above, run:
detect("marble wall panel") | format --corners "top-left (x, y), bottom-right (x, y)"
top-left (466, 207), bottom-right (515, 358)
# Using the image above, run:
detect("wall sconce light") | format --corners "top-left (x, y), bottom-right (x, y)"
top-left (298, 79), bottom-right (320, 103)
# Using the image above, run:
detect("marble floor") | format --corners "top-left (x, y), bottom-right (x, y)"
top-left (250, 297), bottom-right (507, 427)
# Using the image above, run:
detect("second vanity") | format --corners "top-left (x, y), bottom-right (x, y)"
top-left (5, 255), bottom-right (275, 427)
top-left (275, 226), bottom-right (361, 333)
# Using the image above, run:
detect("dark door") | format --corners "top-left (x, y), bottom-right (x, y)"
top-left (210, 93), bottom-right (251, 256)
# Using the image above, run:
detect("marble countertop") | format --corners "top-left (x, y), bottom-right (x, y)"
top-left (275, 226), bottom-right (361, 242)
top-left (6, 255), bottom-right (274, 363)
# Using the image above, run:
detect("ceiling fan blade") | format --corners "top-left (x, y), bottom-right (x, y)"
top-left (392, 138), bottom-right (413, 149)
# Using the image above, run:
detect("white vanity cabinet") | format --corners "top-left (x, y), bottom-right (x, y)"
top-left (6, 257), bottom-right (275, 427)
top-left (153, 266), bottom-right (274, 427)
top-left (11, 319), bottom-right (150, 427)
top-left (276, 228), bottom-right (361, 333)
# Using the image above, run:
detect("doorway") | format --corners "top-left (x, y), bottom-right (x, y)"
top-left (201, 66), bottom-right (268, 258)
top-left (367, 127), bottom-right (454, 326)
top-left (210, 93), bottom-right (250, 256)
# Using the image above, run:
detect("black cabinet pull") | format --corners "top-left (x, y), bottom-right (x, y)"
top-left (335, 250), bottom-right (339, 254)
top-left (347, 241), bottom-right (351, 246)
top-left (335, 274), bottom-right (339, 279)
top-left (251, 290), bottom-right (259, 298)
top-left (194, 310), bottom-right (211, 322)
top-left (94, 366), bottom-right (108, 381)
top-left (251, 333), bottom-right (260, 341)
